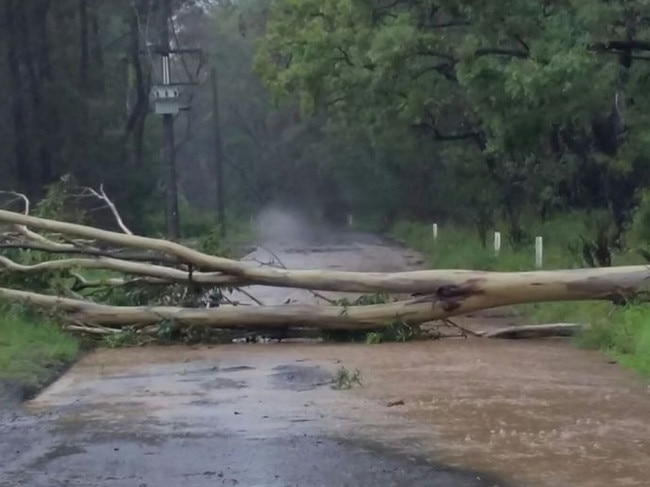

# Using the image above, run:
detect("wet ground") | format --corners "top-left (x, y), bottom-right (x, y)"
top-left (1, 347), bottom-right (506, 487)
top-left (3, 220), bottom-right (650, 486)
top-left (0, 224), bottom-right (502, 487)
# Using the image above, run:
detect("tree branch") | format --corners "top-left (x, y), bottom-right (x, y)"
top-left (336, 46), bottom-right (354, 67)
top-left (422, 19), bottom-right (470, 29)
top-left (0, 255), bottom-right (244, 286)
top-left (0, 242), bottom-right (180, 265)
top-left (415, 48), bottom-right (456, 62)
top-left (411, 63), bottom-right (457, 82)
top-left (475, 48), bottom-right (529, 58)
top-left (0, 191), bottom-right (74, 251)
top-left (79, 185), bottom-right (133, 235)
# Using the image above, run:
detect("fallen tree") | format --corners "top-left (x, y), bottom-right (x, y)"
top-left (1, 208), bottom-right (650, 296)
top-left (0, 185), bottom-right (646, 341)
top-left (0, 263), bottom-right (640, 333)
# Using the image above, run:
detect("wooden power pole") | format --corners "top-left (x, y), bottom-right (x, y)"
top-left (159, 0), bottom-right (180, 240)
top-left (210, 67), bottom-right (226, 237)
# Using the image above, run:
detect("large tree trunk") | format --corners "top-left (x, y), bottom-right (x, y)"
top-left (0, 208), bottom-right (646, 336)
top-left (79, 0), bottom-right (90, 91)
top-left (0, 209), bottom-right (649, 297)
top-left (0, 261), bottom-right (642, 330)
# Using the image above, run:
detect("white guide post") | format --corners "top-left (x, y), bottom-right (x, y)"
top-left (494, 231), bottom-right (501, 255)
top-left (535, 236), bottom-right (543, 269)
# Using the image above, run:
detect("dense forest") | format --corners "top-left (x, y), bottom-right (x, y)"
top-left (1, 0), bottom-right (649, 249)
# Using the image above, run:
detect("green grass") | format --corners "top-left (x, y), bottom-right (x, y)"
top-left (573, 304), bottom-right (650, 376)
top-left (522, 302), bottom-right (650, 377)
top-left (388, 217), bottom-right (650, 378)
top-left (0, 304), bottom-right (79, 391)
top-left (390, 217), bottom-right (646, 271)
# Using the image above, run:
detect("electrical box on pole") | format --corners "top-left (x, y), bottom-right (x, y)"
top-left (147, 0), bottom-right (202, 240)
top-left (150, 85), bottom-right (189, 115)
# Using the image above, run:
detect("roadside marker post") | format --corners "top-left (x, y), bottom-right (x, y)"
top-left (494, 231), bottom-right (501, 255)
top-left (535, 236), bottom-right (543, 268)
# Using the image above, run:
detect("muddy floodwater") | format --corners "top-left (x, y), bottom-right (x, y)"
top-left (3, 217), bottom-right (650, 486)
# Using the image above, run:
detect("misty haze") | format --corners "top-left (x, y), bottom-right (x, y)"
top-left (1, 1), bottom-right (650, 487)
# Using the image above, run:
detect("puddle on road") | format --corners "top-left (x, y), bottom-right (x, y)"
top-left (304, 340), bottom-right (650, 487)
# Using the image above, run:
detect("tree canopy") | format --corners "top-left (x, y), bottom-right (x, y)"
top-left (255, 0), bottom-right (650, 241)
top-left (1, 0), bottom-right (650, 244)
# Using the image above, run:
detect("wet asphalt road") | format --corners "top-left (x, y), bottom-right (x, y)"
top-left (0, 356), bottom-right (503, 487)
top-left (0, 224), bottom-right (508, 487)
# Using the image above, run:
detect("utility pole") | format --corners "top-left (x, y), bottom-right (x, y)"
top-left (210, 67), bottom-right (226, 237)
top-left (147, 1), bottom-right (201, 240)
top-left (159, 0), bottom-right (180, 240)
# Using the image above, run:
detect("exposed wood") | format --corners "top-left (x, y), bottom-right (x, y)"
top-left (481, 323), bottom-right (585, 339)
top-left (0, 242), bottom-right (182, 265)
top-left (81, 185), bottom-right (133, 235)
top-left (0, 263), bottom-right (641, 329)
top-left (1, 210), bottom-right (650, 298)
top-left (0, 209), bottom-right (646, 338)
top-left (0, 255), bottom-right (240, 286)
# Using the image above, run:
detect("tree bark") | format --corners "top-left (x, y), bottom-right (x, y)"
top-left (79, 0), bottom-right (90, 91)
top-left (1, 209), bottom-right (650, 298)
top-left (0, 266), bottom-right (641, 330)
top-left (5, 0), bottom-right (33, 193)
top-left (28, 0), bottom-right (57, 186)
top-left (480, 323), bottom-right (584, 339)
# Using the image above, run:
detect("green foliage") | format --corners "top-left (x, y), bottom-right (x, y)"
top-left (103, 328), bottom-right (140, 348)
top-left (0, 301), bottom-right (78, 389)
top-left (0, 2), bottom-right (162, 226)
top-left (323, 293), bottom-right (421, 344)
top-left (391, 212), bottom-right (650, 377)
top-left (156, 318), bottom-right (177, 343)
top-left (390, 216), bottom-right (646, 272)
top-left (332, 293), bottom-right (391, 307)
top-left (553, 304), bottom-right (650, 377)
top-left (143, 199), bottom-right (217, 239)
top-left (321, 329), bottom-right (368, 343)
top-left (256, 0), bottom-right (650, 238)
top-left (365, 320), bottom-right (421, 344)
top-left (331, 366), bottom-right (363, 390)
top-left (630, 190), bottom-right (650, 249)
top-left (364, 332), bottom-right (383, 345)
top-left (0, 179), bottom-right (86, 294)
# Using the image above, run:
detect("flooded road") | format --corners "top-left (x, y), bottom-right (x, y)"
top-left (2, 219), bottom-right (650, 486)
top-left (1, 346), bottom-right (500, 487)
top-left (0, 224), bottom-right (499, 487)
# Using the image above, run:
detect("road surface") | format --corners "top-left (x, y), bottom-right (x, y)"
top-left (0, 225), bottom-right (505, 487)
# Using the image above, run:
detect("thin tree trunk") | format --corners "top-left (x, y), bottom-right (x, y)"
top-left (4, 0), bottom-right (33, 194)
top-left (23, 0), bottom-right (57, 187)
top-left (79, 0), bottom-right (90, 91)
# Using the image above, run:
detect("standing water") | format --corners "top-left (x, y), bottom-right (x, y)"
top-left (231, 211), bottom-right (650, 486)
top-left (17, 212), bottom-right (650, 486)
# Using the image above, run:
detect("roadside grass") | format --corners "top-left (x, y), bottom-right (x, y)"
top-left (574, 304), bottom-right (650, 377)
top-left (0, 303), bottom-right (79, 392)
top-left (389, 217), bottom-right (650, 377)
top-left (391, 217), bottom-right (647, 272)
